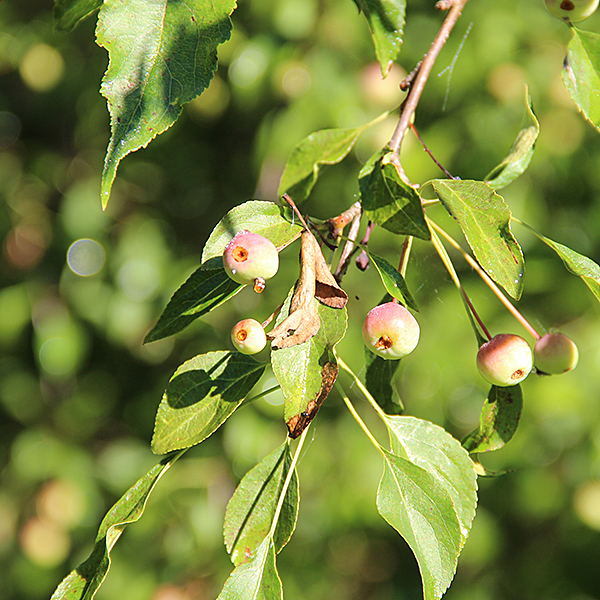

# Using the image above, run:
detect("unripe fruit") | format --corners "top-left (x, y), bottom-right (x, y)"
top-left (545, 0), bottom-right (599, 22)
top-left (534, 332), bottom-right (579, 375)
top-left (231, 318), bottom-right (267, 354)
top-left (223, 231), bottom-right (279, 291)
top-left (476, 334), bottom-right (533, 387)
top-left (362, 302), bottom-right (420, 360)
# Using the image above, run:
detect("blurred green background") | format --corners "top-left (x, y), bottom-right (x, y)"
top-left (1, 0), bottom-right (600, 598)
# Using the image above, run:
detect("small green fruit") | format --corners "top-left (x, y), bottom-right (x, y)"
top-left (223, 231), bottom-right (279, 291)
top-left (534, 332), bottom-right (579, 374)
top-left (545, 0), bottom-right (599, 22)
top-left (362, 302), bottom-right (420, 360)
top-left (231, 318), bottom-right (267, 354)
top-left (477, 334), bottom-right (533, 387)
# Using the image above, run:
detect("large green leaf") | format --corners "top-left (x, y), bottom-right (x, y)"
top-left (485, 89), bottom-right (539, 189)
top-left (217, 538), bottom-right (283, 600)
top-left (270, 288), bottom-right (347, 438)
top-left (563, 28), bottom-right (600, 132)
top-left (152, 351), bottom-right (266, 454)
top-left (360, 156), bottom-right (429, 240)
top-left (384, 415), bottom-right (478, 545)
top-left (50, 451), bottom-right (183, 600)
top-left (364, 349), bottom-right (403, 415)
top-left (96, 0), bottom-right (237, 208)
top-left (53, 0), bottom-right (102, 31)
top-left (224, 443), bottom-right (299, 566)
top-left (377, 450), bottom-right (463, 600)
top-left (367, 251), bottom-right (418, 311)
top-left (201, 201), bottom-right (302, 264)
top-left (462, 385), bottom-right (523, 454)
top-left (517, 220), bottom-right (600, 302)
top-left (353, 0), bottom-right (406, 76)
top-left (144, 266), bottom-right (242, 343)
top-left (431, 180), bottom-right (524, 300)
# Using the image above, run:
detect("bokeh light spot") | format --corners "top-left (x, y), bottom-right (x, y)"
top-left (19, 43), bottom-right (65, 93)
top-left (67, 239), bottom-right (105, 276)
top-left (574, 480), bottom-right (600, 530)
top-left (229, 46), bottom-right (268, 89)
top-left (0, 112), bottom-right (21, 149)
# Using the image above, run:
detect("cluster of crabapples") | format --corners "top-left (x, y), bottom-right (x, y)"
top-left (223, 230), bottom-right (579, 385)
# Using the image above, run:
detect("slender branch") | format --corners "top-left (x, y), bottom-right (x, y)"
top-left (429, 219), bottom-right (540, 340)
top-left (242, 385), bottom-right (282, 406)
top-left (326, 201), bottom-right (361, 240)
top-left (398, 236), bottom-right (413, 278)
top-left (334, 210), bottom-right (362, 281)
top-left (410, 123), bottom-right (456, 179)
top-left (388, 0), bottom-right (470, 157)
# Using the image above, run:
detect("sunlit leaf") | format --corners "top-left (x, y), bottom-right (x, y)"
top-left (360, 156), bottom-right (429, 240)
top-left (217, 538), bottom-right (283, 600)
top-left (364, 349), bottom-right (403, 415)
top-left (151, 351), bottom-right (265, 454)
top-left (431, 179), bottom-right (524, 300)
top-left (377, 449), bottom-right (462, 600)
top-left (53, 0), bottom-right (102, 31)
top-left (50, 451), bottom-right (183, 600)
top-left (367, 251), bottom-right (418, 311)
top-left (563, 28), bottom-right (600, 132)
top-left (224, 443), bottom-right (299, 566)
top-left (144, 267), bottom-right (242, 343)
top-left (353, 0), bottom-right (406, 76)
top-left (270, 287), bottom-right (347, 438)
top-left (462, 385), bottom-right (523, 453)
top-left (278, 114), bottom-right (388, 201)
top-left (517, 220), bottom-right (600, 302)
top-left (96, 0), bottom-right (237, 207)
top-left (486, 88), bottom-right (539, 189)
top-left (384, 415), bottom-right (478, 544)
top-left (202, 200), bottom-right (302, 264)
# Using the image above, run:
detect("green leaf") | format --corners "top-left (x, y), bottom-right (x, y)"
top-left (96, 0), bottom-right (237, 208)
top-left (353, 0), bottom-right (406, 76)
top-left (431, 179), bottom-right (524, 300)
top-left (360, 156), bottom-right (429, 240)
top-left (144, 266), bottom-right (242, 343)
top-left (462, 385), bottom-right (523, 453)
top-left (384, 415), bottom-right (478, 545)
top-left (53, 0), bottom-right (102, 31)
top-left (201, 201), bottom-right (303, 264)
top-left (151, 351), bottom-right (266, 454)
top-left (278, 114), bottom-right (388, 202)
top-left (377, 449), bottom-right (463, 600)
top-left (364, 349), bottom-right (403, 415)
top-left (50, 451), bottom-right (183, 600)
top-left (217, 538), bottom-right (283, 600)
top-left (224, 443), bottom-right (299, 566)
top-left (485, 88), bottom-right (539, 189)
top-left (367, 251), bottom-right (418, 311)
top-left (270, 288), bottom-right (348, 438)
top-left (517, 220), bottom-right (600, 302)
top-left (563, 28), bottom-right (600, 132)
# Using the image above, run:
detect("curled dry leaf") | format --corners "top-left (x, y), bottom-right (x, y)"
top-left (268, 230), bottom-right (348, 349)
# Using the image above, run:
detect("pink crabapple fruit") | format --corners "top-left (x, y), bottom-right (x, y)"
top-left (223, 231), bottom-right (279, 292)
top-left (545, 0), bottom-right (599, 22)
top-left (362, 302), bottom-right (420, 360)
top-left (476, 333), bottom-right (533, 387)
top-left (231, 319), bottom-right (267, 355)
top-left (534, 332), bottom-right (579, 375)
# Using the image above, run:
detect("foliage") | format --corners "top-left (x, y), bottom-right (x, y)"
top-left (3, 0), bottom-right (600, 600)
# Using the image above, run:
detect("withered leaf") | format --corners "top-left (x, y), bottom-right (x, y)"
top-left (268, 230), bottom-right (347, 349)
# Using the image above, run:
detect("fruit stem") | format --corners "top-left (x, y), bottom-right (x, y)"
top-left (282, 193), bottom-right (310, 230)
top-left (334, 209), bottom-right (362, 281)
top-left (242, 385), bottom-right (281, 406)
top-left (399, 236), bottom-right (413, 278)
top-left (337, 355), bottom-right (389, 422)
top-left (336, 381), bottom-right (385, 457)
top-left (429, 219), bottom-right (541, 340)
top-left (262, 301), bottom-right (285, 328)
top-left (428, 221), bottom-right (492, 341)
top-left (268, 427), bottom-right (309, 540)
top-left (410, 123), bottom-right (457, 179)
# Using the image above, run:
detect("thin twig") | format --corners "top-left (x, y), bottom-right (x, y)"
top-left (356, 221), bottom-right (375, 271)
top-left (327, 201), bottom-right (361, 240)
top-left (334, 211), bottom-right (362, 282)
top-left (388, 0), bottom-right (470, 159)
top-left (410, 123), bottom-right (457, 179)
